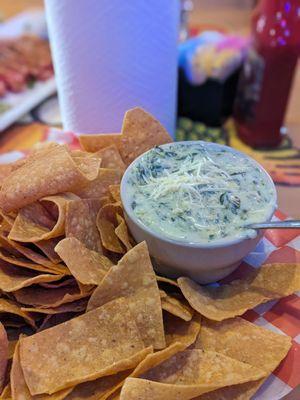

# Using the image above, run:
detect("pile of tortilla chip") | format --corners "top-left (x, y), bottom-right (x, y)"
top-left (0, 107), bottom-right (298, 400)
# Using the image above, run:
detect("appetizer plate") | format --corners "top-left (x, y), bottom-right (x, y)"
top-left (0, 10), bottom-right (56, 131)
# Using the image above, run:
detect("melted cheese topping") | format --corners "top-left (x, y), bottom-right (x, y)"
top-left (126, 143), bottom-right (275, 243)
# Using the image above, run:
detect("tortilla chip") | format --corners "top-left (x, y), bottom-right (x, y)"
top-left (0, 299), bottom-right (35, 328)
top-left (21, 298), bottom-right (88, 315)
top-left (13, 284), bottom-right (89, 308)
top-left (19, 298), bottom-right (150, 394)
top-left (156, 275), bottom-right (179, 288)
top-left (79, 108), bottom-right (172, 166)
top-left (194, 379), bottom-right (264, 400)
top-left (64, 370), bottom-right (132, 400)
top-left (119, 108), bottom-right (173, 165)
top-left (0, 246), bottom-right (59, 275)
top-left (0, 164), bottom-right (17, 183)
top-left (0, 233), bottom-right (68, 275)
top-left (93, 145), bottom-right (126, 171)
top-left (11, 343), bottom-right (73, 400)
top-left (79, 134), bottom-right (122, 154)
top-left (0, 384), bottom-right (11, 399)
top-left (38, 313), bottom-right (80, 332)
top-left (8, 340), bottom-right (17, 359)
top-left (109, 185), bottom-right (121, 203)
top-left (0, 211), bottom-right (16, 229)
top-left (0, 260), bottom-right (63, 292)
top-left (9, 194), bottom-right (77, 243)
top-left (190, 317), bottom-right (292, 400)
top-left (135, 315), bottom-right (201, 376)
top-left (39, 278), bottom-right (76, 289)
top-left (74, 169), bottom-right (122, 200)
top-left (0, 323), bottom-right (8, 393)
top-left (96, 203), bottom-right (125, 253)
top-left (65, 199), bottom-right (102, 253)
top-left (35, 238), bottom-right (62, 264)
top-left (55, 238), bottom-right (112, 285)
top-left (71, 156), bottom-right (101, 180)
top-left (102, 315), bottom-right (201, 400)
top-left (70, 150), bottom-right (93, 158)
top-left (195, 317), bottom-right (291, 373)
top-left (178, 263), bottom-right (300, 321)
top-left (87, 242), bottom-right (165, 349)
top-left (115, 215), bottom-right (133, 251)
top-left (0, 144), bottom-right (100, 212)
top-left (160, 291), bottom-right (194, 322)
top-left (119, 349), bottom-right (266, 400)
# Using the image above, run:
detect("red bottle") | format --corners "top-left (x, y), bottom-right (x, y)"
top-left (234, 0), bottom-right (300, 148)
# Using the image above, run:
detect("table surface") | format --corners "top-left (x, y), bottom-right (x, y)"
top-left (0, 0), bottom-right (299, 219)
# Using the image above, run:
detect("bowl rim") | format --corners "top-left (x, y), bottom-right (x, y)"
top-left (120, 141), bottom-right (277, 249)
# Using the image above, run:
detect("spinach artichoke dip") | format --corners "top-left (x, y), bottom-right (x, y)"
top-left (126, 142), bottom-right (276, 243)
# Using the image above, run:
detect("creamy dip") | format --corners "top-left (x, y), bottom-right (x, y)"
top-left (125, 142), bottom-right (276, 243)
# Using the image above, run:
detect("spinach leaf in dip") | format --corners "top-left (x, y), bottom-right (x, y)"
top-left (126, 143), bottom-right (276, 243)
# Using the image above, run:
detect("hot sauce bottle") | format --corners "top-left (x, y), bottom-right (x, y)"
top-left (234, 0), bottom-right (300, 148)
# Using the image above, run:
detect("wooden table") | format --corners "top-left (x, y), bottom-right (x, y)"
top-left (0, 0), bottom-right (299, 218)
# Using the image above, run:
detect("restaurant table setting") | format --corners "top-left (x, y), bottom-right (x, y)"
top-left (0, 0), bottom-right (299, 399)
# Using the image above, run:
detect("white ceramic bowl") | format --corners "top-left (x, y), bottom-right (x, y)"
top-left (121, 141), bottom-right (277, 283)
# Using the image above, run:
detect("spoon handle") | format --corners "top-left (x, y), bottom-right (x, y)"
top-left (248, 220), bottom-right (300, 230)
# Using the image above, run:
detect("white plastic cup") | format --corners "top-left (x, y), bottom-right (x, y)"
top-left (44, 0), bottom-right (180, 137)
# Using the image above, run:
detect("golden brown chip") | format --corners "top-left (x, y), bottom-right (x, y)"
top-left (109, 185), bottom-right (121, 203)
top-left (0, 247), bottom-right (59, 275)
top-left (14, 284), bottom-right (89, 308)
top-left (64, 370), bottom-right (132, 400)
top-left (93, 145), bottom-right (126, 171)
top-left (0, 323), bottom-right (8, 393)
top-left (0, 233), bottom-right (68, 275)
top-left (79, 134), bottom-right (122, 154)
top-left (21, 298), bottom-right (88, 315)
top-left (0, 210), bottom-right (16, 226)
top-left (9, 194), bottom-right (77, 243)
top-left (79, 108), bottom-right (172, 165)
top-left (195, 317), bottom-right (291, 373)
top-left (0, 144), bottom-right (100, 212)
top-left (70, 150), bottom-right (93, 159)
top-left (87, 242), bottom-right (165, 349)
top-left (0, 299), bottom-right (35, 328)
top-left (11, 343), bottom-right (73, 400)
top-left (178, 263), bottom-right (300, 321)
top-left (160, 291), bottom-right (194, 322)
top-left (73, 169), bottom-right (122, 200)
top-left (102, 315), bottom-right (201, 400)
top-left (35, 238), bottom-right (62, 264)
top-left (115, 214), bottom-right (133, 251)
top-left (0, 260), bottom-right (63, 292)
top-left (8, 340), bottom-right (18, 359)
top-left (0, 384), bottom-right (11, 399)
top-left (71, 156), bottom-right (101, 180)
top-left (119, 349), bottom-right (266, 400)
top-left (194, 379), bottom-right (264, 400)
top-left (190, 317), bottom-right (292, 400)
top-left (164, 313), bottom-right (200, 348)
top-left (55, 238), bottom-right (113, 285)
top-left (96, 203), bottom-right (125, 253)
top-left (119, 107), bottom-right (173, 165)
top-left (19, 298), bottom-right (150, 394)
top-left (134, 316), bottom-right (201, 377)
top-left (156, 275), bottom-right (179, 288)
top-left (65, 199), bottom-right (102, 253)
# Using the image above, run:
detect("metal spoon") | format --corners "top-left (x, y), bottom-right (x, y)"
top-left (247, 220), bottom-right (300, 230)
